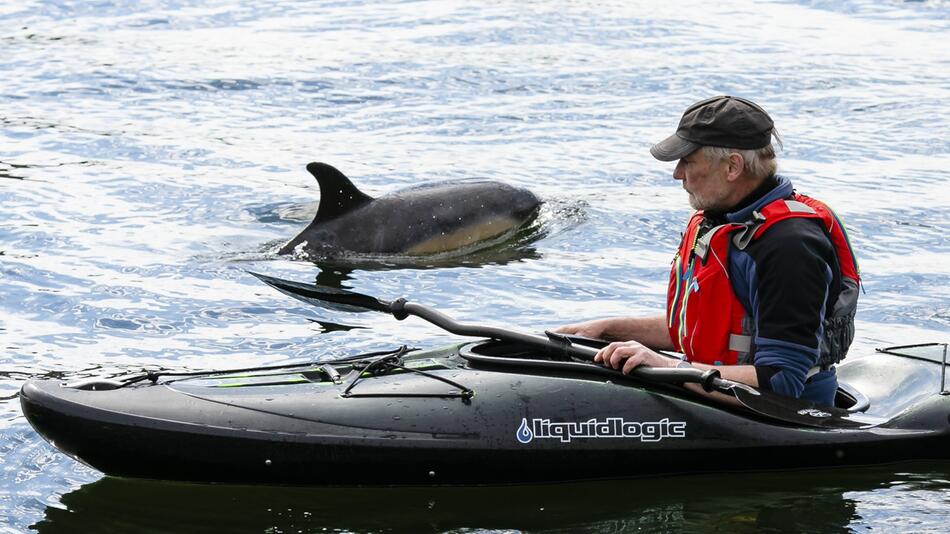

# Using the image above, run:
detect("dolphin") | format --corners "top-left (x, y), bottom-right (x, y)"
top-left (278, 162), bottom-right (541, 257)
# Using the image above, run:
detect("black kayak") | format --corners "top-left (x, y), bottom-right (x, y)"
top-left (19, 338), bottom-right (950, 485)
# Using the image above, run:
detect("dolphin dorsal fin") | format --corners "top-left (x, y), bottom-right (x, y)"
top-left (306, 162), bottom-right (374, 223)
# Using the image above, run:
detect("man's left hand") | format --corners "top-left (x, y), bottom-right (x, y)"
top-left (595, 341), bottom-right (675, 374)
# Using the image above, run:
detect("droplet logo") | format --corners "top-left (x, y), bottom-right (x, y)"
top-left (516, 418), bottom-right (533, 444)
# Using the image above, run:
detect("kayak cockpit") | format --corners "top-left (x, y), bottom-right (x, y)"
top-left (834, 381), bottom-right (870, 413)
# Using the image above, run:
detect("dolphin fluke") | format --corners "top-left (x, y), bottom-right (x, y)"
top-left (307, 162), bottom-right (373, 224)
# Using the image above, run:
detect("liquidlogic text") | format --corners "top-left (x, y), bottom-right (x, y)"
top-left (516, 417), bottom-right (687, 444)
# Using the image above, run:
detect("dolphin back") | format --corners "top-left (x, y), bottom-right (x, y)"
top-left (279, 164), bottom-right (541, 257)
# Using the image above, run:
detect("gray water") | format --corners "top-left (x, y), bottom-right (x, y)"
top-left (2, 0), bottom-right (949, 532)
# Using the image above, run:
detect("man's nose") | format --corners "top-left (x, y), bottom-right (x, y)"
top-left (673, 161), bottom-right (685, 180)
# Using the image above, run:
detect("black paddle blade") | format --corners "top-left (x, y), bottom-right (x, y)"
top-left (248, 271), bottom-right (392, 313)
top-left (730, 386), bottom-right (875, 429)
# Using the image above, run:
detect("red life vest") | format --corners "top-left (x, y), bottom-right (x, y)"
top-left (666, 194), bottom-right (860, 365)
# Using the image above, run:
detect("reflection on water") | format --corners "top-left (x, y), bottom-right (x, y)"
top-left (33, 465), bottom-right (950, 533)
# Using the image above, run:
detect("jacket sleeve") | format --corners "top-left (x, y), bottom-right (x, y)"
top-left (732, 219), bottom-right (838, 398)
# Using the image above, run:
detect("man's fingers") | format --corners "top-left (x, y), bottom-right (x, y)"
top-left (597, 342), bottom-right (650, 374)
top-left (607, 343), bottom-right (632, 369)
top-left (622, 353), bottom-right (645, 374)
top-left (596, 342), bottom-right (617, 365)
top-left (551, 324), bottom-right (577, 334)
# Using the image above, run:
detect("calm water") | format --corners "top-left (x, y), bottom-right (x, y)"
top-left (2, 0), bottom-right (949, 532)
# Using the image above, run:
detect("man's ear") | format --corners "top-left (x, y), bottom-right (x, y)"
top-left (725, 153), bottom-right (745, 182)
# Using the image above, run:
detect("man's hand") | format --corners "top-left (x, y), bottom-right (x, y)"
top-left (595, 341), bottom-right (676, 374)
top-left (552, 315), bottom-right (675, 351)
top-left (552, 318), bottom-right (614, 340)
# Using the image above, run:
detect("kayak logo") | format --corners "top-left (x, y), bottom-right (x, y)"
top-left (516, 417), bottom-right (686, 444)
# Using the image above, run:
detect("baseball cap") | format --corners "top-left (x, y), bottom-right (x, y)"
top-left (650, 96), bottom-right (775, 161)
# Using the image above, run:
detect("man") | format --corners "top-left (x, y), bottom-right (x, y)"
top-left (557, 96), bottom-right (859, 406)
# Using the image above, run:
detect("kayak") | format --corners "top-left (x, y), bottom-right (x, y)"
top-left (19, 339), bottom-right (950, 485)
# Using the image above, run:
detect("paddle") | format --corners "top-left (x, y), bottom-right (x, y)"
top-left (249, 271), bottom-right (873, 429)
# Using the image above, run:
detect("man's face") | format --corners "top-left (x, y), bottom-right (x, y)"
top-left (673, 149), bottom-right (731, 211)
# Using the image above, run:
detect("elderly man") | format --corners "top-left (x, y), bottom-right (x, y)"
top-left (558, 96), bottom-right (860, 406)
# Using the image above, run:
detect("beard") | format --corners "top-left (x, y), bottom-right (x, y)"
top-left (687, 191), bottom-right (703, 210)
top-left (685, 187), bottom-right (731, 211)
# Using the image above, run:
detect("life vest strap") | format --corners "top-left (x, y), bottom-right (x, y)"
top-left (784, 200), bottom-right (817, 214)
top-left (729, 334), bottom-right (752, 353)
top-left (695, 223), bottom-right (731, 261)
top-left (731, 211), bottom-right (766, 251)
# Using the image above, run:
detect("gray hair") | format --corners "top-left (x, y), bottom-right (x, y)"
top-left (703, 129), bottom-right (783, 181)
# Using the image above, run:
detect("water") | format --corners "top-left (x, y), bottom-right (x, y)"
top-left (2, 0), bottom-right (948, 532)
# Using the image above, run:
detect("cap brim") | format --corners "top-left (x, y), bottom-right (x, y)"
top-left (650, 134), bottom-right (701, 162)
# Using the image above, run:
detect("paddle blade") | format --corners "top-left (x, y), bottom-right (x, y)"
top-left (729, 385), bottom-right (876, 429)
top-left (248, 271), bottom-right (391, 313)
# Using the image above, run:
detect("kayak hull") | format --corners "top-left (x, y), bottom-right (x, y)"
top-left (20, 341), bottom-right (950, 485)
